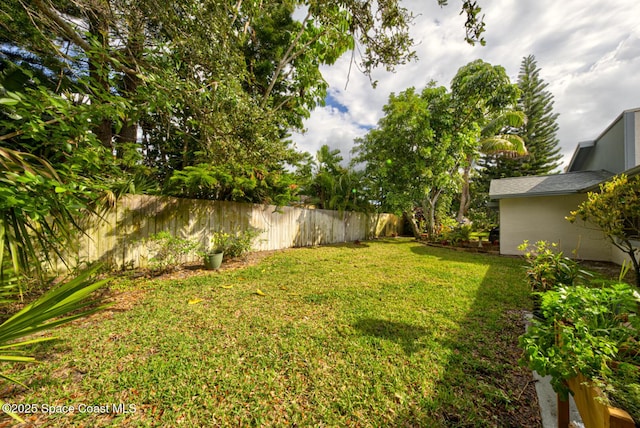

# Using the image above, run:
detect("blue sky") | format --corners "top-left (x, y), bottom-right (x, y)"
top-left (291, 0), bottom-right (640, 170)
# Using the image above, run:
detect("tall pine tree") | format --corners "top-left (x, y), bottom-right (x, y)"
top-left (468, 55), bottom-right (562, 227)
top-left (478, 55), bottom-right (562, 179)
top-left (516, 54), bottom-right (562, 174)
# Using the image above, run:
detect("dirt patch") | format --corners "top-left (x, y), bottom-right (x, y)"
top-left (578, 259), bottom-right (636, 284)
top-left (495, 310), bottom-right (543, 427)
top-left (89, 249), bottom-right (287, 318)
top-left (422, 240), bottom-right (501, 255)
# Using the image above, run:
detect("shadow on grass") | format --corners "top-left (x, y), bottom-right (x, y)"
top-left (352, 318), bottom-right (430, 355)
top-left (391, 242), bottom-right (542, 427)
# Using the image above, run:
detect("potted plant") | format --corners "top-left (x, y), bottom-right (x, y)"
top-left (203, 232), bottom-right (231, 270)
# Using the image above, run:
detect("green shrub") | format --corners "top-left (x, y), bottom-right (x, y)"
top-left (601, 362), bottom-right (640, 422)
top-left (145, 232), bottom-right (199, 272)
top-left (519, 283), bottom-right (640, 407)
top-left (467, 207), bottom-right (498, 231)
top-left (208, 229), bottom-right (261, 259)
top-left (518, 240), bottom-right (591, 292)
top-left (443, 224), bottom-right (472, 244)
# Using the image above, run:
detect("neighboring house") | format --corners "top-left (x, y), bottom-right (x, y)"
top-left (489, 107), bottom-right (640, 263)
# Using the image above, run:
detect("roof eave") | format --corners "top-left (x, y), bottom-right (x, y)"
top-left (566, 140), bottom-right (595, 172)
top-left (490, 189), bottom-right (584, 200)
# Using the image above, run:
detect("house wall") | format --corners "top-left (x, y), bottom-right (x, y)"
top-left (580, 118), bottom-right (626, 173)
top-left (499, 194), bottom-right (611, 261)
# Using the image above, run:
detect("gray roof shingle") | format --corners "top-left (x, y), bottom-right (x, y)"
top-left (489, 170), bottom-right (614, 199)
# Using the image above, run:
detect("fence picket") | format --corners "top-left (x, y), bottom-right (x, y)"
top-left (54, 195), bottom-right (402, 272)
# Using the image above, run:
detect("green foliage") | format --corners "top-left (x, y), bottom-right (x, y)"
top-left (443, 224), bottom-right (473, 244)
top-left (297, 145), bottom-right (371, 212)
top-left (209, 229), bottom-right (261, 259)
top-left (0, 61), bottom-right (156, 281)
top-left (518, 240), bottom-right (591, 292)
top-left (450, 59), bottom-right (525, 221)
top-left (4, 0), bottom-right (489, 207)
top-left (353, 84), bottom-right (462, 237)
top-left (0, 265), bottom-right (109, 422)
top-left (567, 174), bottom-right (640, 288)
top-left (519, 283), bottom-right (640, 402)
top-left (478, 56), bottom-right (561, 179)
top-left (467, 205), bottom-right (498, 231)
top-left (168, 163), bottom-right (297, 205)
top-left (599, 362), bottom-right (640, 422)
top-left (145, 232), bottom-right (199, 272)
top-left (208, 232), bottom-right (233, 254)
top-left (468, 55), bottom-right (561, 224)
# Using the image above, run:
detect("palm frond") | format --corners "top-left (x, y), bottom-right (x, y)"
top-left (481, 111), bottom-right (526, 137)
top-left (479, 134), bottom-right (527, 157)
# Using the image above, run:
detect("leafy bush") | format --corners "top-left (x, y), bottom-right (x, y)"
top-left (208, 229), bottom-right (261, 259)
top-left (567, 174), bottom-right (640, 288)
top-left (601, 362), bottom-right (640, 423)
top-left (209, 232), bottom-right (233, 253)
top-left (443, 224), bottom-right (472, 244)
top-left (145, 232), bottom-right (199, 272)
top-left (519, 283), bottom-right (640, 409)
top-left (467, 206), bottom-right (498, 231)
top-left (518, 240), bottom-right (591, 292)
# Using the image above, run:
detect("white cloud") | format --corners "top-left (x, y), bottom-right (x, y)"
top-left (290, 105), bottom-right (368, 165)
top-left (292, 0), bottom-right (640, 171)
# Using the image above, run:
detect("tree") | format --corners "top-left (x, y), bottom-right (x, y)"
top-left (567, 174), bottom-right (640, 288)
top-left (4, 0), bottom-right (490, 205)
top-left (516, 54), bottom-right (562, 174)
top-left (450, 59), bottom-right (526, 222)
top-left (297, 145), bottom-right (370, 212)
top-left (0, 64), bottom-right (139, 278)
top-left (479, 55), bottom-right (561, 180)
top-left (353, 84), bottom-right (463, 237)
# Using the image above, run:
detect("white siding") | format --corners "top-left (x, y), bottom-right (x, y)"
top-left (499, 194), bottom-right (611, 261)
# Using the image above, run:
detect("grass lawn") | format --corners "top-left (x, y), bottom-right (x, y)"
top-left (1, 238), bottom-right (541, 427)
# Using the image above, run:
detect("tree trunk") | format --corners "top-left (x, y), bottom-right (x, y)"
top-left (88, 7), bottom-right (113, 150)
top-left (114, 13), bottom-right (144, 159)
top-left (457, 156), bottom-right (472, 222)
top-left (424, 189), bottom-right (442, 239)
top-left (626, 247), bottom-right (640, 289)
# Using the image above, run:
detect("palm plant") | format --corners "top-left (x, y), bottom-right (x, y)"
top-left (0, 147), bottom-right (85, 281)
top-left (0, 144), bottom-right (109, 422)
top-left (457, 111), bottom-right (527, 221)
top-left (478, 111), bottom-right (528, 156)
top-left (0, 265), bottom-right (110, 421)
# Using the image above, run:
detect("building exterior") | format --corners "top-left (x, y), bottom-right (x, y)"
top-left (489, 107), bottom-right (640, 262)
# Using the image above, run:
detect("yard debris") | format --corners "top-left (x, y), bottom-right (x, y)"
top-left (255, 289), bottom-right (266, 296)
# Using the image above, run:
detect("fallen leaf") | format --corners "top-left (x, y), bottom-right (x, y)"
top-left (188, 298), bottom-right (203, 305)
top-left (255, 289), bottom-right (266, 296)
top-left (221, 285), bottom-right (233, 289)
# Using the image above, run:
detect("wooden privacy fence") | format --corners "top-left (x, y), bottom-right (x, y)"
top-left (69, 194), bottom-right (402, 271)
